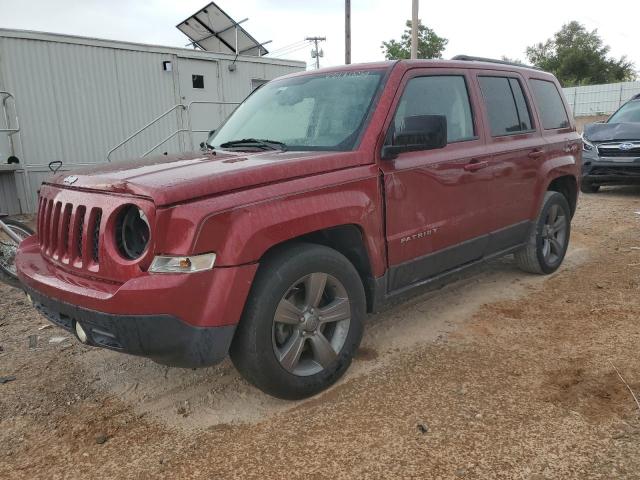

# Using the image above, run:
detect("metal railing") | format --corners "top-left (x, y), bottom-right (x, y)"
top-left (0, 92), bottom-right (19, 135)
top-left (106, 100), bottom-right (241, 162)
top-left (106, 104), bottom-right (186, 162)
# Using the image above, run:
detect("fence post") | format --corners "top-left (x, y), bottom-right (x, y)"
top-left (619, 83), bottom-right (624, 108)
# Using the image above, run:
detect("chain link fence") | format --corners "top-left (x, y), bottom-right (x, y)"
top-left (563, 81), bottom-right (640, 117)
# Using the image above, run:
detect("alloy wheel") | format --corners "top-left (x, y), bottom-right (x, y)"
top-left (272, 272), bottom-right (351, 377)
top-left (541, 204), bottom-right (567, 264)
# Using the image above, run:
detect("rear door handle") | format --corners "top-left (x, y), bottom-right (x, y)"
top-left (464, 160), bottom-right (489, 172)
top-left (528, 148), bottom-right (545, 159)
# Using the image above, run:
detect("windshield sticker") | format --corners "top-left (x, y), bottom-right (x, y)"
top-left (325, 71), bottom-right (376, 78)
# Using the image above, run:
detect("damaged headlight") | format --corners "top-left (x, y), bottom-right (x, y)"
top-left (116, 205), bottom-right (150, 260)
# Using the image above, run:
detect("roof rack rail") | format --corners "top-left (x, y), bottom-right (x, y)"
top-left (451, 55), bottom-right (542, 71)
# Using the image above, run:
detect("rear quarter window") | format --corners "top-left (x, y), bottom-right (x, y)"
top-left (529, 79), bottom-right (570, 130)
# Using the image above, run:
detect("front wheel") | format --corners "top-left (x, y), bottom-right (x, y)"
top-left (230, 243), bottom-right (366, 400)
top-left (515, 191), bottom-right (571, 275)
top-left (0, 219), bottom-right (34, 289)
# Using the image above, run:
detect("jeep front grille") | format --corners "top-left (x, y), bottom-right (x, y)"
top-left (38, 196), bottom-right (102, 269)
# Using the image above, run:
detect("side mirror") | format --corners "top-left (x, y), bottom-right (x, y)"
top-left (381, 114), bottom-right (447, 160)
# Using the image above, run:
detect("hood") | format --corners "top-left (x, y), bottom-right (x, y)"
top-left (47, 149), bottom-right (369, 206)
top-left (583, 122), bottom-right (640, 143)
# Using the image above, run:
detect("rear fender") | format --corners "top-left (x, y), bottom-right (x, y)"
top-left (531, 153), bottom-right (580, 218)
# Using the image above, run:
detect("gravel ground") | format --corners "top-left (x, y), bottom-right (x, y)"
top-left (1, 187), bottom-right (639, 479)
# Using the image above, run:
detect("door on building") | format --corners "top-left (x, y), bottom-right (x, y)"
top-left (177, 58), bottom-right (223, 149)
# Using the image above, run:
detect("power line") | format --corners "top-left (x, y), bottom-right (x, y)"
top-left (268, 42), bottom-right (312, 59)
top-left (269, 39), bottom-right (309, 55)
top-left (270, 43), bottom-right (310, 56)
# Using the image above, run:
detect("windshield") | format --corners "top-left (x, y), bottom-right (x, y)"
top-left (608, 100), bottom-right (640, 124)
top-left (209, 70), bottom-right (384, 151)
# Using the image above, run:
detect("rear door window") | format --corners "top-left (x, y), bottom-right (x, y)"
top-left (391, 75), bottom-right (475, 143)
top-left (478, 76), bottom-right (533, 136)
top-left (529, 79), bottom-right (570, 129)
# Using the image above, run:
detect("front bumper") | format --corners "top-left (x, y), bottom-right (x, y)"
top-left (582, 155), bottom-right (640, 185)
top-left (26, 285), bottom-right (236, 367)
top-left (16, 236), bottom-right (258, 367)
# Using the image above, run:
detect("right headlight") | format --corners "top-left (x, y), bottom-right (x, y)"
top-left (581, 134), bottom-right (596, 152)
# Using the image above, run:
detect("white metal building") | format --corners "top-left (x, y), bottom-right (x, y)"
top-left (0, 29), bottom-right (305, 214)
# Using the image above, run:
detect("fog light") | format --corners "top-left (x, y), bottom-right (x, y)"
top-left (75, 322), bottom-right (88, 344)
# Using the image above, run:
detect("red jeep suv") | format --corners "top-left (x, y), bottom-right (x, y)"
top-left (17, 58), bottom-right (581, 399)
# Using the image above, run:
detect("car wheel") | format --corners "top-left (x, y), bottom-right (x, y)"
top-left (230, 243), bottom-right (366, 400)
top-left (515, 191), bottom-right (571, 275)
top-left (580, 182), bottom-right (600, 193)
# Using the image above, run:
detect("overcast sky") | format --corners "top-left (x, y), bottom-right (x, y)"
top-left (1, 0), bottom-right (638, 71)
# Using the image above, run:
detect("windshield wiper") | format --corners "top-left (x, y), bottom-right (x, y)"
top-left (219, 138), bottom-right (288, 151)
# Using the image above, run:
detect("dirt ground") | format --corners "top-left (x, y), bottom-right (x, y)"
top-left (1, 187), bottom-right (640, 479)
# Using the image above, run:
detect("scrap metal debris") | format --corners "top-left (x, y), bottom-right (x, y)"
top-left (0, 375), bottom-right (16, 384)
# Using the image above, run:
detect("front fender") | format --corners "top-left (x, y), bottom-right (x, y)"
top-left (198, 177), bottom-right (385, 276)
top-left (154, 165), bottom-right (386, 277)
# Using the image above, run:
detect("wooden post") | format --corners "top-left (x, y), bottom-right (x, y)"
top-left (411, 0), bottom-right (419, 59)
top-left (345, 0), bottom-right (351, 64)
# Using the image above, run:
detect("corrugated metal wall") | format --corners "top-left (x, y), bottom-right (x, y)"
top-left (0, 30), bottom-right (304, 214)
top-left (563, 81), bottom-right (640, 117)
top-left (0, 169), bottom-right (20, 213)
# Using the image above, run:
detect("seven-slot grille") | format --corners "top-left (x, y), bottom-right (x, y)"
top-left (597, 142), bottom-right (640, 158)
top-left (37, 196), bottom-right (102, 268)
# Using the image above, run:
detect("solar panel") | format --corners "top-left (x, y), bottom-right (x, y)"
top-left (176, 2), bottom-right (269, 56)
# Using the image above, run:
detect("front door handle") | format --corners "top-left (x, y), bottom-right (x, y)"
top-left (464, 160), bottom-right (489, 172)
top-left (528, 148), bottom-right (545, 159)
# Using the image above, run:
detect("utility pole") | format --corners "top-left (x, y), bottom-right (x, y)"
top-left (306, 36), bottom-right (326, 69)
top-left (411, 0), bottom-right (419, 59)
top-left (345, 0), bottom-right (351, 64)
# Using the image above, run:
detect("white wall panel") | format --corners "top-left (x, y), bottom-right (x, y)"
top-left (0, 29), bottom-right (305, 212)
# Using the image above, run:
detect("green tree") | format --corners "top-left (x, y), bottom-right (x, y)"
top-left (381, 20), bottom-right (448, 60)
top-left (526, 21), bottom-right (636, 86)
top-left (501, 56), bottom-right (525, 65)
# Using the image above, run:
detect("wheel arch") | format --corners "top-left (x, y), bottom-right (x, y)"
top-left (546, 174), bottom-right (578, 217)
top-left (258, 224), bottom-right (378, 313)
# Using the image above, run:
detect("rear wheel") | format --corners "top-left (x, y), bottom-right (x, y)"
top-left (515, 191), bottom-right (571, 274)
top-left (230, 243), bottom-right (365, 400)
top-left (0, 219), bottom-right (34, 289)
top-left (580, 182), bottom-right (600, 193)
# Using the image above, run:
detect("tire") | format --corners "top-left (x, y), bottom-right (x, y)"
top-left (515, 191), bottom-right (571, 275)
top-left (230, 243), bottom-right (366, 400)
top-left (0, 219), bottom-right (34, 289)
top-left (580, 182), bottom-right (600, 194)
